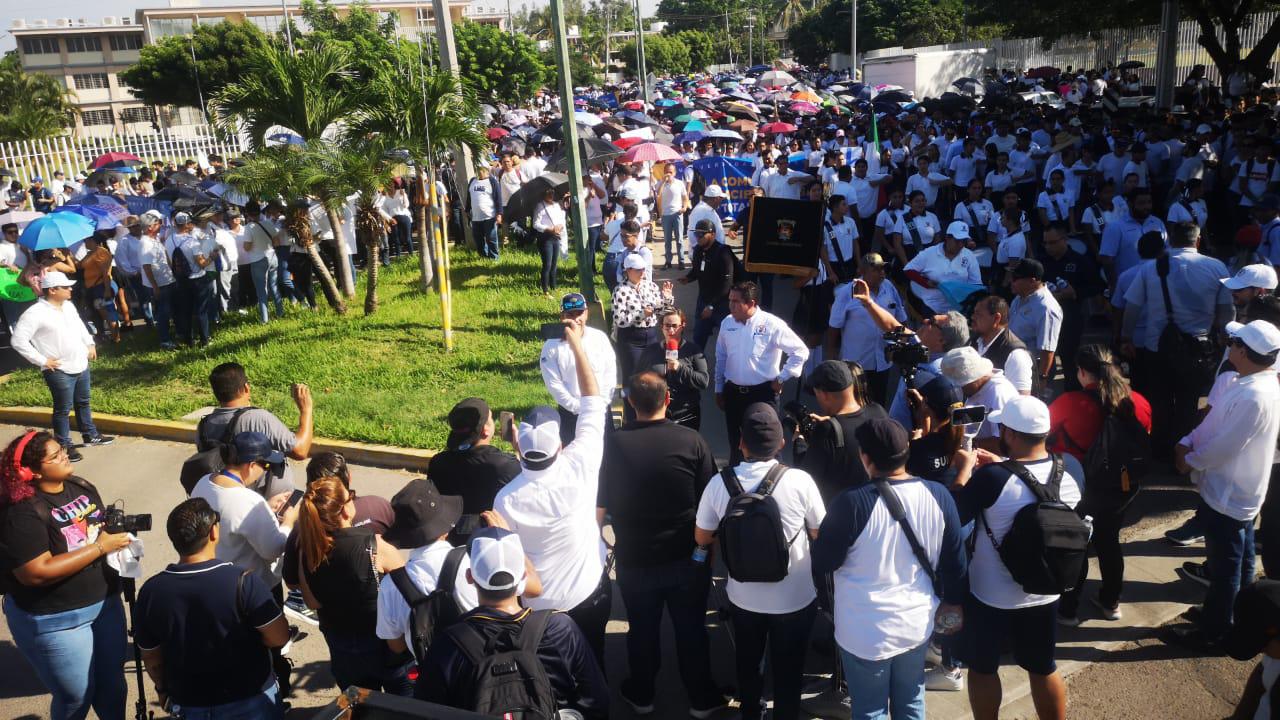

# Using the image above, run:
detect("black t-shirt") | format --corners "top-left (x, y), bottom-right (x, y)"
top-left (799, 404), bottom-right (888, 502)
top-left (300, 526), bottom-right (380, 634)
top-left (907, 432), bottom-right (956, 485)
top-left (135, 560), bottom-right (279, 707)
top-left (0, 477), bottom-right (116, 614)
top-left (428, 445), bottom-right (521, 515)
top-left (282, 494), bottom-right (393, 587)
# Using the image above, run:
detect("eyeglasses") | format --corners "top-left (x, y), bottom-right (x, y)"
top-left (42, 446), bottom-right (69, 464)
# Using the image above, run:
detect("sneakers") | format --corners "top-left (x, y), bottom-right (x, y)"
top-left (279, 624), bottom-right (302, 656)
top-left (925, 666), bottom-right (964, 692)
top-left (67, 446), bottom-right (83, 463)
top-left (1177, 561), bottom-right (1210, 588)
top-left (688, 697), bottom-right (729, 719)
top-left (82, 435), bottom-right (115, 447)
top-left (1160, 625), bottom-right (1224, 655)
top-left (1056, 613), bottom-right (1082, 627)
top-left (1091, 594), bottom-right (1122, 621)
top-left (283, 590), bottom-right (319, 626)
top-left (1165, 522), bottom-right (1205, 546)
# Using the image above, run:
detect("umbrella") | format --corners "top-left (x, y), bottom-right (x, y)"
top-left (486, 127), bottom-right (510, 140)
top-left (654, 98), bottom-right (678, 107)
top-left (1117, 60), bottom-right (1145, 71)
top-left (0, 267), bottom-right (35, 303)
top-left (621, 143), bottom-right (681, 164)
top-left (574, 111), bottom-right (603, 127)
top-left (508, 124), bottom-right (538, 139)
top-left (727, 121), bottom-right (756, 134)
top-left (503, 172), bottom-right (570, 224)
top-left (151, 184), bottom-right (214, 203)
top-left (674, 131), bottom-right (707, 145)
top-left (544, 137), bottom-right (624, 172)
top-left (758, 70), bottom-right (797, 88)
top-left (721, 102), bottom-right (761, 121)
top-left (616, 110), bottom-right (653, 125)
top-left (502, 109), bottom-right (533, 126)
top-left (622, 100), bottom-right (646, 110)
top-left (17, 213), bottom-right (95, 250)
top-left (500, 136), bottom-right (528, 156)
top-left (790, 90), bottom-right (821, 103)
top-left (673, 113), bottom-right (696, 124)
top-left (83, 169), bottom-right (129, 189)
top-left (1025, 66), bottom-right (1060, 80)
top-left (708, 128), bottom-right (745, 141)
top-left (54, 204), bottom-right (121, 231)
top-left (0, 168), bottom-right (14, 179)
top-left (675, 119), bottom-right (707, 132)
top-left (266, 133), bottom-right (306, 146)
top-left (89, 151), bottom-right (143, 170)
top-left (789, 102), bottom-right (820, 115)
top-left (0, 210), bottom-right (43, 228)
top-left (874, 89), bottom-right (913, 104)
top-left (480, 104), bottom-right (498, 122)
top-left (612, 136), bottom-right (647, 150)
top-left (759, 122), bottom-right (798, 134)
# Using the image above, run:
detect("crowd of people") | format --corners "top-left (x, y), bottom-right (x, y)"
top-left (2, 57), bottom-right (1280, 720)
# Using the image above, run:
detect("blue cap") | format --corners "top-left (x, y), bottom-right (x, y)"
top-left (561, 292), bottom-right (586, 312)
top-left (231, 431), bottom-right (287, 471)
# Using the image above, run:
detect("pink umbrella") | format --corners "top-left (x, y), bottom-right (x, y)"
top-left (789, 101), bottom-right (820, 115)
top-left (486, 127), bottom-right (510, 140)
top-left (623, 100), bottom-right (645, 110)
top-left (759, 122), bottom-right (798, 134)
top-left (621, 142), bottom-right (681, 163)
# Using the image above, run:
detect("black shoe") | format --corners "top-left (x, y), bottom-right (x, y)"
top-left (1160, 624), bottom-right (1224, 655)
top-left (67, 446), bottom-right (84, 463)
top-left (619, 684), bottom-right (654, 715)
top-left (83, 435), bottom-right (115, 447)
top-left (1180, 605), bottom-right (1203, 623)
top-left (1177, 561), bottom-right (1210, 588)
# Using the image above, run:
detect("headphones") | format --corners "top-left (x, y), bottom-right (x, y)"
top-left (12, 430), bottom-right (39, 484)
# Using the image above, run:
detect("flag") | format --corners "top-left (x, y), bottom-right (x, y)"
top-left (871, 111), bottom-right (879, 148)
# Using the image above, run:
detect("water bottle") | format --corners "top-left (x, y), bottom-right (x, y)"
top-left (692, 544), bottom-right (710, 564)
top-left (665, 338), bottom-right (679, 365)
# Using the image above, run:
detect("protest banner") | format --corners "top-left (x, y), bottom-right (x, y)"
top-left (691, 156), bottom-right (754, 221)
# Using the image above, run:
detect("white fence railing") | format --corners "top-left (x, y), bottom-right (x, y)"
top-left (862, 11), bottom-right (1280, 87)
top-left (0, 130), bottom-right (244, 187)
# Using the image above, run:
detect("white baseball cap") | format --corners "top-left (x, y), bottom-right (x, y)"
top-left (987, 395), bottom-right (1052, 435)
top-left (141, 209), bottom-right (165, 225)
top-left (469, 527), bottom-right (526, 591)
top-left (42, 271), bottom-right (76, 289)
top-left (1195, 123), bottom-right (1213, 135)
top-left (1229, 319), bottom-right (1280, 355)
top-left (702, 185), bottom-right (726, 199)
top-left (945, 220), bottom-right (971, 241)
top-left (516, 405), bottom-right (561, 465)
top-left (623, 253), bottom-right (649, 271)
top-left (1222, 264), bottom-right (1279, 291)
top-left (940, 347), bottom-right (994, 386)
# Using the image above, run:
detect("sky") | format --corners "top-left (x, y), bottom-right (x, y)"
top-left (1, 0), bottom-right (664, 53)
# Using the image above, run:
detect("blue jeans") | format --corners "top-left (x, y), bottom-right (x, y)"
top-left (661, 214), bottom-right (685, 264)
top-left (124, 274), bottom-right (153, 325)
top-left (4, 595), bottom-right (127, 720)
top-left (1200, 500), bottom-right (1257, 639)
top-left (322, 628), bottom-right (414, 696)
top-left (184, 274), bottom-right (215, 344)
top-left (171, 682), bottom-right (280, 720)
top-left (537, 233), bottom-right (560, 293)
top-left (42, 368), bottom-right (100, 447)
top-left (472, 218), bottom-right (499, 258)
top-left (151, 283), bottom-right (174, 344)
top-left (691, 301), bottom-right (729, 353)
top-left (615, 560), bottom-right (719, 707)
top-left (272, 248), bottom-right (295, 301)
top-left (602, 252), bottom-right (622, 293)
top-left (246, 258), bottom-right (282, 323)
top-left (841, 642), bottom-right (927, 720)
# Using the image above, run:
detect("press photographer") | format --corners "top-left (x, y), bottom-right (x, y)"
top-left (794, 360), bottom-right (888, 501)
top-left (0, 429), bottom-right (133, 720)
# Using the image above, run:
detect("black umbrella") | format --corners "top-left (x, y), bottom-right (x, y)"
top-left (545, 137), bottom-right (624, 172)
top-left (593, 121), bottom-right (627, 138)
top-left (1117, 60), bottom-right (1145, 71)
top-left (164, 171), bottom-right (203, 188)
top-left (152, 184), bottom-right (215, 203)
top-left (503, 172), bottom-right (570, 225)
top-left (875, 89), bottom-right (913, 104)
top-left (538, 119), bottom-right (595, 140)
top-left (499, 136), bottom-right (528, 156)
top-left (0, 168), bottom-right (15, 179)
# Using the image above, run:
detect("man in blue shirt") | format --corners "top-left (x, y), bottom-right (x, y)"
top-left (1099, 188), bottom-right (1167, 287)
top-left (135, 498), bottom-right (290, 717)
top-left (1121, 223), bottom-right (1232, 460)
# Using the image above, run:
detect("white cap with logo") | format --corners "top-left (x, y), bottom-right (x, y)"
top-left (1222, 264), bottom-right (1279, 291)
top-left (41, 271), bottom-right (76, 289)
top-left (469, 527), bottom-right (526, 592)
top-left (945, 220), bottom-right (971, 241)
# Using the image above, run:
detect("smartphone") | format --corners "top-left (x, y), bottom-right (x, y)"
top-left (951, 406), bottom-right (988, 426)
top-left (286, 489), bottom-right (305, 508)
top-left (539, 322), bottom-right (565, 341)
top-left (499, 411), bottom-right (515, 443)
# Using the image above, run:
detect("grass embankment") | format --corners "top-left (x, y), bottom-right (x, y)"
top-left (0, 246), bottom-right (604, 450)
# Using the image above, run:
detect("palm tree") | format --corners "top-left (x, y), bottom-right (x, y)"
top-left (314, 138), bottom-right (398, 315)
top-left (223, 147), bottom-right (348, 315)
top-left (354, 46), bottom-right (489, 292)
top-left (0, 54), bottom-right (78, 141)
top-left (210, 40), bottom-right (361, 297)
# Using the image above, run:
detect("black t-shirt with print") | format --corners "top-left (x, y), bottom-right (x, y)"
top-left (0, 477), bottom-right (117, 614)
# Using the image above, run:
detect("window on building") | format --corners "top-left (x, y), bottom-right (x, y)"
top-left (121, 107), bottom-right (154, 124)
top-left (65, 36), bottom-right (103, 53)
top-left (196, 16), bottom-right (226, 26)
top-left (149, 18), bottom-right (194, 39)
top-left (109, 34), bottom-right (143, 51)
top-left (73, 73), bottom-right (110, 90)
top-left (20, 37), bottom-right (60, 55)
top-left (81, 109), bottom-right (114, 126)
top-left (248, 15), bottom-right (284, 32)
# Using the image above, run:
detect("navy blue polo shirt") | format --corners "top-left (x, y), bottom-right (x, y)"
top-left (134, 560), bottom-right (280, 707)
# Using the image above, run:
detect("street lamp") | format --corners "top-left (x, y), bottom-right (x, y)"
top-left (746, 16), bottom-right (755, 68)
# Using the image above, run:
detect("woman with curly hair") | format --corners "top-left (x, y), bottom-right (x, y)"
top-left (0, 429), bottom-right (132, 720)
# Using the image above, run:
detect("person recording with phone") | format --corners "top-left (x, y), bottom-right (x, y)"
top-left (0, 429), bottom-right (131, 720)
top-left (637, 308), bottom-right (709, 430)
top-left (427, 398), bottom-right (521, 539)
top-left (795, 360), bottom-right (888, 502)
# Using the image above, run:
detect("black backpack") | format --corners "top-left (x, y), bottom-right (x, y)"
top-left (445, 609), bottom-right (558, 720)
top-left (180, 407), bottom-right (252, 495)
top-left (982, 457), bottom-right (1091, 595)
top-left (387, 545), bottom-right (468, 663)
top-left (170, 240), bottom-right (193, 280)
top-left (718, 463), bottom-right (800, 583)
top-left (1061, 393), bottom-right (1151, 496)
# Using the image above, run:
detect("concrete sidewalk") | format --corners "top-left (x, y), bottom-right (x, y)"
top-left (0, 424), bottom-right (1250, 720)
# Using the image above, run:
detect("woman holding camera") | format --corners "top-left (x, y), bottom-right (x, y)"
top-left (0, 429), bottom-right (131, 720)
top-left (905, 376), bottom-right (978, 487)
top-left (296, 477), bottom-right (413, 695)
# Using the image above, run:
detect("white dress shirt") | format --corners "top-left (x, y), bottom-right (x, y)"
top-left (974, 330), bottom-right (1034, 393)
top-left (903, 244), bottom-right (981, 313)
top-left (495, 394), bottom-right (609, 611)
top-left (539, 326), bottom-right (617, 413)
top-left (11, 298), bottom-right (94, 375)
top-left (714, 308), bottom-right (809, 392)
top-left (829, 280), bottom-right (906, 371)
top-left (1181, 369), bottom-right (1280, 521)
top-left (533, 201), bottom-right (567, 235)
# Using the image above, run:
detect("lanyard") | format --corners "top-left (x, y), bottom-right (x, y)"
top-left (219, 469), bottom-right (246, 486)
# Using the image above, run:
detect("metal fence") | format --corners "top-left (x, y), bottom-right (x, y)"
top-left (863, 11), bottom-right (1280, 87)
top-left (0, 130), bottom-right (243, 187)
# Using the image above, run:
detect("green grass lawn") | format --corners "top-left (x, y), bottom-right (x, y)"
top-left (0, 245), bottom-right (607, 450)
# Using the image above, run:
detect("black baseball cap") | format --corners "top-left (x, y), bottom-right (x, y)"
top-left (740, 403), bottom-right (784, 458)
top-left (446, 397), bottom-right (490, 451)
top-left (694, 218), bottom-right (717, 234)
top-left (1011, 257), bottom-right (1045, 280)
top-left (806, 360), bottom-right (854, 392)
top-left (918, 376), bottom-right (963, 417)
top-left (853, 417), bottom-right (910, 469)
top-left (384, 478), bottom-right (464, 549)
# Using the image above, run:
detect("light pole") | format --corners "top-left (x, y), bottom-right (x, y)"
top-left (548, 0), bottom-right (594, 300)
top-left (188, 34), bottom-right (206, 119)
top-left (280, 0), bottom-right (294, 52)
top-left (634, 0), bottom-right (648, 102)
top-left (848, 0), bottom-right (857, 80)
top-left (746, 16), bottom-right (755, 68)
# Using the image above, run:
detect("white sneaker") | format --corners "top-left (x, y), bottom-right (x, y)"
top-left (925, 666), bottom-right (964, 692)
top-left (1091, 595), bottom-right (1122, 621)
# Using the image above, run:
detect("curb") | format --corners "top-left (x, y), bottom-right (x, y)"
top-left (0, 407), bottom-right (436, 472)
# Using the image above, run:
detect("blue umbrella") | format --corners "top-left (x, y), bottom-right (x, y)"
top-left (267, 132), bottom-right (306, 146)
top-left (675, 131), bottom-right (707, 145)
top-left (654, 98), bottom-right (678, 107)
top-left (18, 213), bottom-right (95, 251)
top-left (55, 204), bottom-right (121, 231)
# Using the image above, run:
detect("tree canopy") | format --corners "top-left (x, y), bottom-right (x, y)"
top-left (0, 52), bottom-right (78, 142)
top-left (453, 21), bottom-right (552, 104)
top-left (118, 21), bottom-right (267, 111)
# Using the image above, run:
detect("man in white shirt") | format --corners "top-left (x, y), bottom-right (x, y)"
top-left (953, 396), bottom-right (1082, 720)
top-left (239, 204), bottom-right (284, 323)
top-left (903, 222), bottom-right (981, 314)
top-left (762, 155), bottom-right (806, 200)
top-left (539, 292), bottom-right (617, 444)
top-left (715, 281), bottom-right (809, 463)
top-left (467, 166), bottom-right (501, 260)
top-left (11, 271), bottom-right (114, 460)
top-left (1007, 259), bottom-right (1064, 392)
top-left (687, 185), bottom-right (728, 254)
top-left (496, 318), bottom-right (611, 668)
top-left (827, 256), bottom-right (906, 404)
top-left (170, 212), bottom-right (219, 347)
top-left (114, 216), bottom-right (152, 329)
top-left (841, 160), bottom-right (890, 242)
top-left (970, 295), bottom-right (1035, 394)
top-left (811, 417), bottom-right (967, 715)
top-left (1169, 320), bottom-right (1280, 652)
top-left (941, 347), bottom-right (1020, 452)
top-left (695, 404), bottom-right (826, 720)
top-left (655, 163), bottom-right (690, 269)
top-left (136, 211), bottom-right (178, 348)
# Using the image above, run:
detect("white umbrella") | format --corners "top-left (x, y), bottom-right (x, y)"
top-left (759, 70), bottom-right (797, 88)
top-left (574, 111), bottom-right (603, 127)
top-left (0, 210), bottom-right (43, 229)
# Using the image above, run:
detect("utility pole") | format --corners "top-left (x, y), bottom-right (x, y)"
top-left (634, 0), bottom-right (648, 102)
top-left (434, 0), bottom-right (476, 253)
top-left (746, 16), bottom-right (755, 68)
top-left (548, 0), bottom-right (595, 301)
top-left (506, 0), bottom-right (514, 41)
top-left (724, 7), bottom-right (733, 68)
top-left (604, 0), bottom-right (611, 84)
top-left (848, 0), bottom-right (857, 79)
top-left (280, 0), bottom-right (294, 52)
top-left (1155, 0), bottom-right (1178, 108)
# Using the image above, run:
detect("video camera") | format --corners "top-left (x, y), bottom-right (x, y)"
top-left (883, 327), bottom-right (930, 387)
top-left (103, 506), bottom-right (152, 535)
top-left (780, 401), bottom-right (816, 457)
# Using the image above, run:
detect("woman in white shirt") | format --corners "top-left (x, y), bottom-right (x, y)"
top-left (532, 188), bottom-right (567, 296)
top-left (380, 183), bottom-right (414, 258)
top-left (984, 152), bottom-right (1014, 197)
top-left (1167, 178), bottom-right (1209, 229)
top-left (890, 190), bottom-right (941, 267)
top-left (1037, 168), bottom-right (1077, 234)
top-left (955, 178), bottom-right (996, 273)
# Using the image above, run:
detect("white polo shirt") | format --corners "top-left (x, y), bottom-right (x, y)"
top-left (903, 244), bottom-right (980, 313)
top-left (829, 280), bottom-right (906, 372)
top-left (695, 460), bottom-right (826, 614)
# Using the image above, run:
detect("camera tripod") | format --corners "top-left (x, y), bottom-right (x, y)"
top-left (120, 576), bottom-right (154, 720)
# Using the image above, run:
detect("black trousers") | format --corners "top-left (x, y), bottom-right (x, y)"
top-left (1263, 464), bottom-right (1280, 579)
top-left (1060, 490), bottom-right (1135, 617)
top-left (728, 601), bottom-right (817, 720)
top-left (566, 568), bottom-right (613, 674)
top-left (865, 369), bottom-right (892, 408)
top-left (1137, 348), bottom-right (1214, 460)
top-left (723, 381), bottom-right (779, 465)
